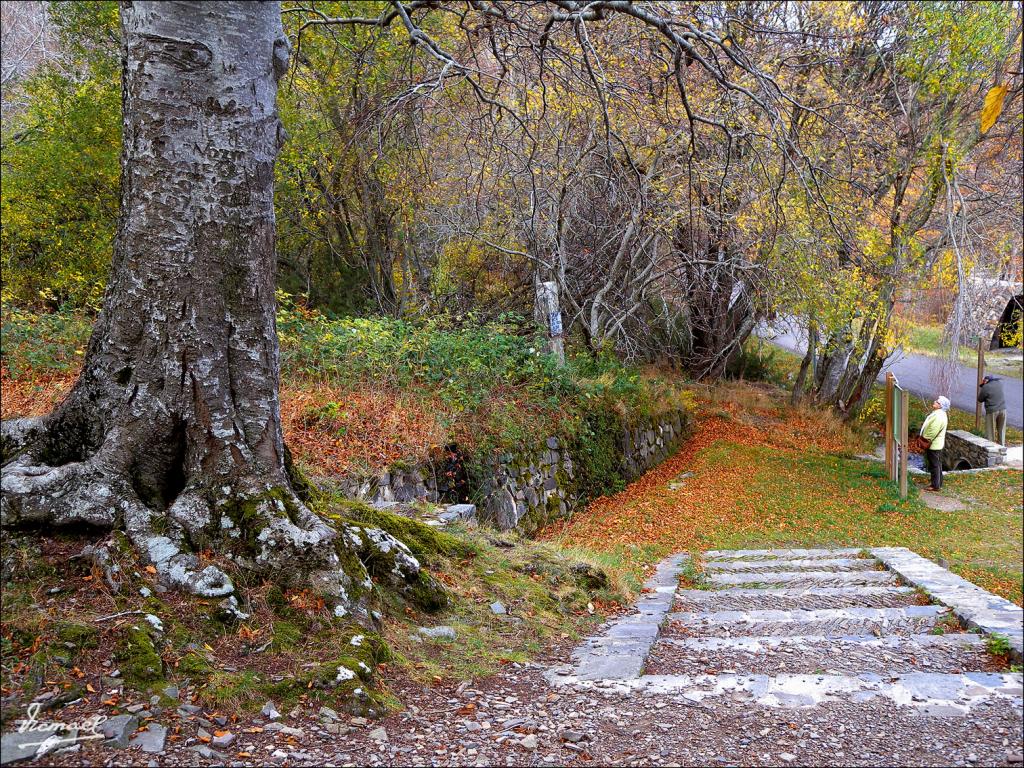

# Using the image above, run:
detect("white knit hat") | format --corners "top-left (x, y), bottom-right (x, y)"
top-left (937, 396), bottom-right (951, 411)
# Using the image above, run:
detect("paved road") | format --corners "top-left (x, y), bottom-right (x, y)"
top-left (763, 325), bottom-right (1023, 429)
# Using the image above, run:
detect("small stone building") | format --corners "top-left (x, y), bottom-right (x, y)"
top-left (991, 291), bottom-right (1023, 348)
top-left (962, 278), bottom-right (1023, 350)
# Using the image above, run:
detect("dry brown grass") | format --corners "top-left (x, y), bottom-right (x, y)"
top-left (281, 380), bottom-right (452, 475)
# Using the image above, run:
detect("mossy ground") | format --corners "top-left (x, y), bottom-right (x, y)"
top-left (0, 503), bottom-right (625, 725)
top-left (337, 500), bottom-right (476, 562)
top-left (381, 525), bottom-right (628, 682)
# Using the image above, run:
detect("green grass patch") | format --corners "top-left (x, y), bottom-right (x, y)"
top-left (902, 323), bottom-right (947, 358)
top-left (902, 323), bottom-right (1022, 379)
top-left (696, 444), bottom-right (1023, 605)
top-left (985, 632), bottom-right (1013, 657)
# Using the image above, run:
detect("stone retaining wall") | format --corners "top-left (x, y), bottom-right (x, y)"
top-left (942, 430), bottom-right (1007, 470)
top-left (338, 466), bottom-right (438, 505)
top-left (622, 411), bottom-right (688, 480)
top-left (337, 410), bottom-right (690, 534)
top-left (479, 436), bottom-right (575, 533)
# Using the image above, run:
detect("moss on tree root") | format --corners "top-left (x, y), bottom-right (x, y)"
top-left (339, 500), bottom-right (476, 561)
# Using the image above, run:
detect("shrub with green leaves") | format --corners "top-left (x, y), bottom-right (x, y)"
top-left (278, 295), bottom-right (688, 440)
top-left (0, 304), bottom-right (92, 377)
top-left (278, 300), bottom-right (569, 411)
top-left (0, 2), bottom-right (122, 311)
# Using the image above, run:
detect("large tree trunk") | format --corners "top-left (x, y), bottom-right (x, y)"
top-left (680, 256), bottom-right (757, 381)
top-left (0, 1), bottom-right (425, 621)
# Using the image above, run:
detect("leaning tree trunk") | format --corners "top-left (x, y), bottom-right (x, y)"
top-left (811, 287), bottom-right (897, 420)
top-left (0, 1), bottom-right (427, 621)
top-left (790, 320), bottom-right (818, 405)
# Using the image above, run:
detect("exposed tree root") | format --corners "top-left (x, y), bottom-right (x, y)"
top-left (1, 417), bottom-right (445, 623)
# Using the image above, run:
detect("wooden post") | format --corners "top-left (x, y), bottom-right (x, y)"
top-left (899, 389), bottom-right (909, 500)
top-left (884, 372), bottom-right (894, 478)
top-left (975, 336), bottom-right (985, 431)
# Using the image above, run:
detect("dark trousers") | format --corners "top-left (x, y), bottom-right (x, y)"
top-left (925, 448), bottom-right (943, 490)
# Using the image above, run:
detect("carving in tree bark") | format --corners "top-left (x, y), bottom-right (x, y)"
top-left (0, 1), bottom-right (429, 621)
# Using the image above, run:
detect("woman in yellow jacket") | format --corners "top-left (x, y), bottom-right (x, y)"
top-left (920, 396), bottom-right (950, 491)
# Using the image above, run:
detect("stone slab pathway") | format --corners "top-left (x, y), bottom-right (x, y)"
top-left (549, 547), bottom-right (1024, 717)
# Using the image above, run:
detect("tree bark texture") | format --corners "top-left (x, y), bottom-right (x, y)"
top-left (1, 1), bottom-right (426, 620)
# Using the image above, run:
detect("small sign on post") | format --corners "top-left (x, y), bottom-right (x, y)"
top-left (548, 310), bottom-right (563, 337)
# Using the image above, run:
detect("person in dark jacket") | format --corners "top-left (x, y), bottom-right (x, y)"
top-left (978, 374), bottom-right (1007, 446)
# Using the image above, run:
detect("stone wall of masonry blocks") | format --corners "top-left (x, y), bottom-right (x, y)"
top-left (338, 410), bottom-right (690, 533)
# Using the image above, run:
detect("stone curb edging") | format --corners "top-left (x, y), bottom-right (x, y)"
top-left (547, 553), bottom-right (687, 683)
top-left (580, 671), bottom-right (1024, 714)
top-left (871, 547), bottom-right (1024, 663)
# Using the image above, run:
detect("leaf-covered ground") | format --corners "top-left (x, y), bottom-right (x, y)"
top-left (1, 303), bottom-right (689, 477)
top-left (545, 382), bottom-right (1024, 605)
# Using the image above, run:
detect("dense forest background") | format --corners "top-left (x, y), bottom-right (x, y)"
top-left (2, 1), bottom-right (1022, 409)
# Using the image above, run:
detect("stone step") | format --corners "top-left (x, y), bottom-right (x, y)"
top-left (872, 547), bottom-right (1024, 663)
top-left (564, 552), bottom-right (688, 682)
top-left (703, 547), bottom-right (864, 560)
top-left (703, 558), bottom-right (876, 573)
top-left (707, 570), bottom-right (899, 589)
top-left (644, 632), bottom-right (996, 677)
top-left (653, 632), bottom-right (986, 652)
top-left (607, 672), bottom-right (1024, 715)
top-left (675, 586), bottom-right (921, 612)
top-left (666, 605), bottom-right (949, 637)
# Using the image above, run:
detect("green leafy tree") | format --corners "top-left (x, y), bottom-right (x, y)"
top-left (0, 1), bottom-right (120, 310)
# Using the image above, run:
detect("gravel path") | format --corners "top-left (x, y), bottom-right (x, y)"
top-left (11, 548), bottom-right (1024, 767)
top-left (28, 656), bottom-right (1024, 768)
